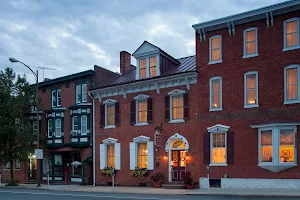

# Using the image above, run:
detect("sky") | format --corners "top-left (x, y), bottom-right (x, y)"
top-left (0, 0), bottom-right (285, 83)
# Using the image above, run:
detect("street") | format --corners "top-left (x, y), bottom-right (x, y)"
top-left (0, 188), bottom-right (299, 200)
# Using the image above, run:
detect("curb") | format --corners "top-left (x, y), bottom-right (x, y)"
top-left (183, 192), bottom-right (300, 198)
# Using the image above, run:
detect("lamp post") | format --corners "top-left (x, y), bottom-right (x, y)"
top-left (9, 57), bottom-right (41, 187)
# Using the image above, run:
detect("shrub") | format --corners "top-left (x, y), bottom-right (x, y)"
top-left (150, 172), bottom-right (165, 182)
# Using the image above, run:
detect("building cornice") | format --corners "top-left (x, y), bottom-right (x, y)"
top-left (89, 71), bottom-right (197, 102)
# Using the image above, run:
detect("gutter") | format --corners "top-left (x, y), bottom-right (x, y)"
top-left (88, 92), bottom-right (96, 186)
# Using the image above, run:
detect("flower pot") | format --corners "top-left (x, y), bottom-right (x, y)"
top-left (186, 184), bottom-right (194, 189)
top-left (153, 181), bottom-right (162, 188)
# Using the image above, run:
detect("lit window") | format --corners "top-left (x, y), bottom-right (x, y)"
top-left (284, 65), bottom-right (300, 104)
top-left (55, 119), bottom-right (61, 137)
top-left (172, 95), bottom-right (184, 120)
top-left (107, 144), bottom-right (115, 168)
top-left (209, 77), bottom-right (222, 111)
top-left (48, 119), bottom-right (52, 137)
top-left (140, 59), bottom-right (146, 79)
top-left (211, 133), bottom-right (226, 164)
top-left (51, 89), bottom-right (61, 108)
top-left (244, 72), bottom-right (258, 108)
top-left (107, 104), bottom-right (115, 126)
top-left (149, 57), bottom-right (156, 77)
top-left (244, 28), bottom-right (258, 57)
top-left (209, 36), bottom-right (222, 63)
top-left (76, 83), bottom-right (87, 104)
top-left (81, 115), bottom-right (87, 135)
top-left (137, 143), bottom-right (148, 168)
top-left (261, 130), bottom-right (272, 162)
top-left (137, 100), bottom-right (147, 123)
top-left (280, 130), bottom-right (295, 163)
top-left (284, 18), bottom-right (300, 51)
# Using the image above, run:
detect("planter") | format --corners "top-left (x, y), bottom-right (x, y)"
top-left (186, 184), bottom-right (194, 189)
top-left (153, 181), bottom-right (162, 188)
top-left (139, 183), bottom-right (147, 187)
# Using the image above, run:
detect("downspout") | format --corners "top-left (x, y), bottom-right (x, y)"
top-left (88, 91), bottom-right (96, 186)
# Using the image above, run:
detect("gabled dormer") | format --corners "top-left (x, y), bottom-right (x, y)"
top-left (133, 41), bottom-right (180, 80)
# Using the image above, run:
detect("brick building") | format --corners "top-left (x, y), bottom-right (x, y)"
top-left (192, 0), bottom-right (300, 188)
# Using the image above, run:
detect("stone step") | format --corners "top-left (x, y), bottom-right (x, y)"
top-left (162, 183), bottom-right (187, 189)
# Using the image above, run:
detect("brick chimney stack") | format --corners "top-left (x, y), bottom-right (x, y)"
top-left (120, 51), bottom-right (131, 74)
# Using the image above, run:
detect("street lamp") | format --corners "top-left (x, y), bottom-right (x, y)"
top-left (9, 57), bottom-right (41, 187)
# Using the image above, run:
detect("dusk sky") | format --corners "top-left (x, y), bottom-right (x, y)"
top-left (0, 0), bottom-right (284, 83)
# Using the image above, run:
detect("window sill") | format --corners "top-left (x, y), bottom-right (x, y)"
top-left (244, 104), bottom-right (259, 108)
top-left (209, 108), bottom-right (223, 112)
top-left (104, 125), bottom-right (116, 129)
top-left (208, 60), bottom-right (222, 65)
top-left (258, 163), bottom-right (297, 172)
top-left (243, 53), bottom-right (258, 59)
top-left (209, 163), bottom-right (228, 167)
top-left (169, 119), bottom-right (185, 124)
top-left (283, 46), bottom-right (300, 52)
top-left (284, 100), bottom-right (300, 105)
top-left (134, 122), bottom-right (149, 127)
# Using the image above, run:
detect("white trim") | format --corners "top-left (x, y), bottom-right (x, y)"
top-left (104, 125), bottom-right (116, 129)
top-left (283, 18), bottom-right (300, 51)
top-left (169, 94), bottom-right (185, 122)
top-left (209, 163), bottom-right (228, 167)
top-left (133, 135), bottom-right (150, 143)
top-left (207, 124), bottom-right (230, 133)
top-left (209, 35), bottom-right (222, 64)
top-left (47, 119), bottom-right (52, 137)
top-left (55, 119), bottom-right (62, 137)
top-left (82, 83), bottom-right (87, 103)
top-left (251, 122), bottom-right (300, 129)
top-left (90, 72), bottom-right (197, 101)
top-left (103, 98), bottom-right (117, 104)
top-left (284, 64), bottom-right (300, 104)
top-left (76, 85), bottom-right (81, 104)
top-left (57, 89), bottom-right (61, 107)
top-left (134, 94), bottom-right (149, 100)
top-left (243, 27), bottom-right (258, 58)
top-left (165, 133), bottom-right (189, 152)
top-left (51, 90), bottom-right (56, 108)
top-left (209, 76), bottom-right (222, 111)
top-left (244, 71), bottom-right (259, 108)
top-left (167, 89), bottom-right (185, 95)
top-left (102, 137), bottom-right (118, 144)
top-left (72, 116), bottom-right (78, 135)
top-left (134, 122), bottom-right (149, 126)
top-left (169, 119), bottom-right (185, 124)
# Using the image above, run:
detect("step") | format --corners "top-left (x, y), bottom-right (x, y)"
top-left (162, 183), bottom-right (187, 189)
top-left (24, 180), bottom-right (37, 184)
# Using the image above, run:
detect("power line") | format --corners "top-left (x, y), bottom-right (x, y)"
top-left (34, 65), bottom-right (56, 80)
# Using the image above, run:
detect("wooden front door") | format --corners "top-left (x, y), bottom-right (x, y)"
top-left (172, 150), bottom-right (186, 181)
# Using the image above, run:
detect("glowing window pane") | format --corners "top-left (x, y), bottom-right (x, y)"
top-left (280, 130), bottom-right (295, 163)
top-left (107, 144), bottom-right (115, 168)
top-left (261, 130), bottom-right (272, 162)
top-left (137, 143), bottom-right (148, 168)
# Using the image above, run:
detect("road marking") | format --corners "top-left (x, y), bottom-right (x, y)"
top-left (0, 190), bottom-right (182, 200)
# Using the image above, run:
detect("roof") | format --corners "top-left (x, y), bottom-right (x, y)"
top-left (91, 55), bottom-right (196, 90)
top-left (35, 70), bottom-right (95, 88)
top-left (192, 0), bottom-right (300, 32)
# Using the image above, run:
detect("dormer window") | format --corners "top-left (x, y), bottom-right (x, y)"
top-left (149, 57), bottom-right (156, 77)
top-left (139, 59), bottom-right (147, 79)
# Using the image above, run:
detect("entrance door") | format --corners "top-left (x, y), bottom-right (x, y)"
top-left (172, 150), bottom-right (186, 181)
top-left (28, 158), bottom-right (37, 180)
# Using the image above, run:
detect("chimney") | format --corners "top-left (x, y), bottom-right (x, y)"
top-left (120, 51), bottom-right (131, 74)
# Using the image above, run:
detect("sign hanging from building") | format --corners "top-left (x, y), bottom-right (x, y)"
top-left (35, 149), bottom-right (43, 159)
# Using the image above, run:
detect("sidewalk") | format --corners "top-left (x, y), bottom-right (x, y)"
top-left (183, 187), bottom-right (300, 198)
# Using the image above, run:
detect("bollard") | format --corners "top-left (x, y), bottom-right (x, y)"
top-left (111, 168), bottom-right (115, 192)
top-left (206, 165), bottom-right (210, 192)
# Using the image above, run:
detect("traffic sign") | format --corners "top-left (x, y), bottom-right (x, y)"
top-left (35, 149), bottom-right (43, 159)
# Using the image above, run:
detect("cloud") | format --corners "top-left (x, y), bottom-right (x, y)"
top-left (0, 0), bottom-right (284, 83)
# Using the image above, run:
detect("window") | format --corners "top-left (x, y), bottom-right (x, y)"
top-left (243, 27), bottom-right (258, 58)
top-left (211, 133), bottom-right (226, 164)
top-left (284, 18), bottom-right (300, 51)
top-left (51, 89), bottom-right (61, 108)
top-left (33, 121), bottom-right (38, 134)
top-left (55, 119), bottom-right (62, 137)
top-left (72, 116), bottom-right (79, 135)
top-left (137, 100), bottom-right (147, 123)
top-left (140, 59), bottom-right (146, 79)
top-left (149, 57), bottom-right (156, 77)
top-left (106, 104), bottom-right (115, 126)
top-left (171, 95), bottom-right (184, 120)
top-left (81, 115), bottom-right (87, 135)
top-left (107, 144), bottom-right (115, 168)
top-left (209, 35), bottom-right (222, 64)
top-left (284, 65), bottom-right (300, 104)
top-left (252, 124), bottom-right (298, 172)
top-left (244, 72), bottom-right (258, 108)
top-left (137, 143), bottom-right (148, 168)
top-left (71, 153), bottom-right (81, 176)
top-left (48, 119), bottom-right (53, 137)
top-left (6, 160), bottom-right (20, 169)
top-left (209, 77), bottom-right (222, 111)
top-left (76, 83), bottom-right (87, 104)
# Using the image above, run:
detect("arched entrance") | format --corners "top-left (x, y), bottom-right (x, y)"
top-left (165, 133), bottom-right (189, 182)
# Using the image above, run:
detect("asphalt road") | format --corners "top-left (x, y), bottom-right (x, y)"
top-left (0, 188), bottom-right (298, 200)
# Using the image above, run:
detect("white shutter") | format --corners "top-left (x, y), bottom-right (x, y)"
top-left (115, 143), bottom-right (121, 170)
top-left (100, 144), bottom-right (106, 170)
top-left (130, 142), bottom-right (136, 170)
top-left (147, 141), bottom-right (154, 170)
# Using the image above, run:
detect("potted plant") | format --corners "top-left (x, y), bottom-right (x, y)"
top-left (150, 172), bottom-right (165, 188)
top-left (131, 167), bottom-right (149, 187)
top-left (184, 171), bottom-right (198, 189)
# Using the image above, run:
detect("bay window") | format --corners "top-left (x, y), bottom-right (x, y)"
top-left (72, 116), bottom-right (79, 135)
top-left (48, 119), bottom-right (53, 137)
top-left (55, 119), bottom-right (62, 137)
top-left (260, 130), bottom-right (273, 162)
top-left (284, 65), bottom-right (300, 104)
top-left (209, 35), bottom-right (222, 64)
top-left (209, 77), bottom-right (222, 111)
top-left (244, 72), bottom-right (258, 108)
top-left (284, 18), bottom-right (300, 51)
top-left (81, 115), bottom-right (87, 135)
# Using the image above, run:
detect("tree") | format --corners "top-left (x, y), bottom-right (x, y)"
top-left (0, 68), bottom-right (35, 185)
